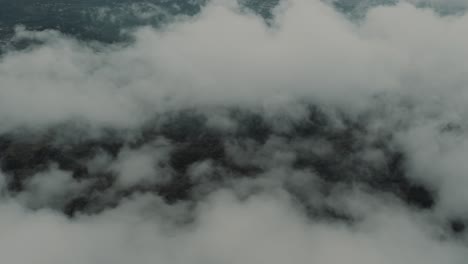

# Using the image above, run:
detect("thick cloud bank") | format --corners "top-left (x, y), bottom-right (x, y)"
top-left (1, 0), bottom-right (468, 263)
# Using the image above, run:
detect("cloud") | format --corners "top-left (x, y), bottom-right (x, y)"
top-left (0, 189), bottom-right (466, 264)
top-left (0, 0), bottom-right (467, 129)
top-left (17, 165), bottom-right (85, 209)
top-left (0, 0), bottom-right (447, 130)
top-left (110, 139), bottom-right (173, 188)
top-left (1, 0), bottom-right (468, 263)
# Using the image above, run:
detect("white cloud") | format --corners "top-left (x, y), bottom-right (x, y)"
top-left (1, 0), bottom-right (468, 263)
top-left (1, 0), bottom-right (468, 131)
top-left (110, 140), bottom-right (173, 188)
top-left (0, 190), bottom-right (465, 264)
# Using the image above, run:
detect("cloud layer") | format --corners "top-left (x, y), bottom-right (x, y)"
top-left (1, 0), bottom-right (468, 263)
